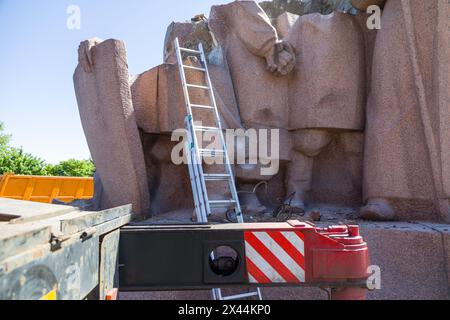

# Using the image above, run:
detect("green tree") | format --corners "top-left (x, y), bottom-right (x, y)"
top-left (47, 159), bottom-right (95, 177)
top-left (0, 122), bottom-right (48, 175)
top-left (0, 147), bottom-right (49, 176)
top-left (0, 122), bottom-right (95, 177)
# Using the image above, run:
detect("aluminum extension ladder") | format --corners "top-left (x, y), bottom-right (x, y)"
top-left (174, 38), bottom-right (262, 301)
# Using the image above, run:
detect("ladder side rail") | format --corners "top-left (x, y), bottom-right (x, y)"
top-left (185, 141), bottom-right (204, 222)
top-left (186, 121), bottom-right (210, 222)
top-left (213, 288), bottom-right (223, 300)
top-left (190, 122), bottom-right (213, 218)
top-left (185, 122), bottom-right (211, 222)
top-left (256, 288), bottom-right (263, 300)
top-left (198, 43), bottom-right (244, 223)
top-left (175, 38), bottom-right (209, 220)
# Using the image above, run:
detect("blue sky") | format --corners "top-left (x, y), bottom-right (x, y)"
top-left (0, 0), bottom-right (231, 164)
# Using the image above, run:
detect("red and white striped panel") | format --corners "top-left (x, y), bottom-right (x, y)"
top-left (244, 231), bottom-right (305, 284)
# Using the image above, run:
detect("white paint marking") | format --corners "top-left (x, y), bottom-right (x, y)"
top-left (253, 232), bottom-right (305, 282)
top-left (245, 240), bottom-right (286, 283)
top-left (281, 231), bottom-right (305, 256)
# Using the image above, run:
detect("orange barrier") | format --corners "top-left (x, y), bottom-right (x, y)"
top-left (0, 174), bottom-right (94, 204)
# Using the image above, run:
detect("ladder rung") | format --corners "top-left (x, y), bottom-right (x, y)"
top-left (221, 292), bottom-right (260, 301)
top-left (209, 200), bottom-right (237, 208)
top-left (199, 149), bottom-right (225, 157)
top-left (190, 104), bottom-right (214, 110)
top-left (183, 65), bottom-right (206, 72)
top-left (194, 125), bottom-right (220, 132)
top-left (186, 84), bottom-right (210, 90)
top-left (180, 47), bottom-right (201, 54)
top-left (204, 174), bottom-right (231, 181)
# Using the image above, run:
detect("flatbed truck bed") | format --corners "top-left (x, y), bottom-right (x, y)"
top-left (0, 198), bottom-right (130, 300)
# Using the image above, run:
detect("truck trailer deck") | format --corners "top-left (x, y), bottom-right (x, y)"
top-left (0, 198), bottom-right (130, 300)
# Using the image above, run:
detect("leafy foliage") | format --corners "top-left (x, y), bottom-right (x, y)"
top-left (0, 147), bottom-right (50, 176)
top-left (46, 159), bottom-right (95, 177)
top-left (0, 122), bottom-right (95, 177)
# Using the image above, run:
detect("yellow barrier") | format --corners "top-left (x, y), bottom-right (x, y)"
top-left (0, 174), bottom-right (94, 204)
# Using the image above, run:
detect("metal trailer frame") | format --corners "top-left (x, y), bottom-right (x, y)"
top-left (0, 200), bottom-right (131, 300)
top-left (0, 200), bottom-right (370, 300)
top-left (118, 221), bottom-right (370, 300)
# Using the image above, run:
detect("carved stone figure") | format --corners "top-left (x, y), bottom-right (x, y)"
top-left (285, 11), bottom-right (366, 211)
top-left (73, 0), bottom-right (450, 224)
top-left (210, 0), bottom-right (366, 211)
top-left (352, 0), bottom-right (450, 222)
top-left (73, 0), bottom-right (368, 218)
top-left (74, 39), bottom-right (150, 218)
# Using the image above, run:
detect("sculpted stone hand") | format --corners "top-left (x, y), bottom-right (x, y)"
top-left (276, 41), bottom-right (296, 76)
top-left (265, 40), bottom-right (296, 77)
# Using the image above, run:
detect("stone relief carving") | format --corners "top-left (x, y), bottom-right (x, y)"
top-left (73, 0), bottom-right (450, 223)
